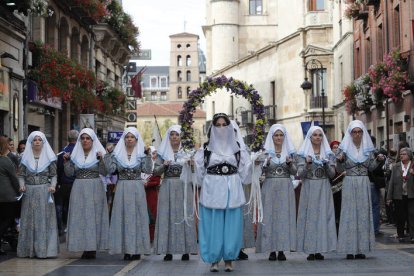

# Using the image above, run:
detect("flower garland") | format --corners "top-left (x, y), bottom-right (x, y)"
top-left (179, 75), bottom-right (267, 152)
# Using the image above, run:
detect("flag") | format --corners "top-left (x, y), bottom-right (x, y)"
top-left (131, 66), bottom-right (146, 98)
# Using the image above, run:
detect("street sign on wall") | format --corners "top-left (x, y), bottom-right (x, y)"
top-left (107, 131), bottom-right (123, 144)
top-left (131, 49), bottom-right (151, 60)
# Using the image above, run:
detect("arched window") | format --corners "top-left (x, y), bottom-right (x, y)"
top-left (186, 43), bottom-right (190, 48)
top-left (186, 55), bottom-right (191, 66)
top-left (81, 35), bottom-right (89, 67)
top-left (186, 87), bottom-right (191, 97)
top-left (177, 55), bottom-right (182, 66)
top-left (151, 77), bottom-right (157, 87)
top-left (45, 8), bottom-right (56, 48)
top-left (309, 0), bottom-right (325, 11)
top-left (177, 70), bottom-right (182, 81)
top-left (177, 87), bottom-right (182, 99)
top-left (58, 17), bottom-right (69, 55)
top-left (70, 27), bottom-right (80, 62)
top-left (186, 70), bottom-right (191, 82)
top-left (177, 44), bottom-right (182, 48)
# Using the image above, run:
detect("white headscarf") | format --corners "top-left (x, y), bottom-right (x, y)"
top-left (70, 128), bottom-right (106, 169)
top-left (20, 131), bottom-right (57, 173)
top-left (298, 126), bottom-right (332, 164)
top-left (208, 124), bottom-right (240, 156)
top-left (230, 120), bottom-right (247, 150)
top-left (264, 124), bottom-right (296, 164)
top-left (339, 120), bottom-right (375, 163)
top-left (158, 125), bottom-right (181, 161)
top-left (112, 127), bottom-right (145, 169)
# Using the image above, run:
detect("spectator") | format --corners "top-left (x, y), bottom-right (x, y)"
top-left (0, 136), bottom-right (20, 255)
top-left (17, 139), bottom-right (27, 163)
top-left (387, 147), bottom-right (414, 243)
top-left (368, 136), bottom-right (387, 236)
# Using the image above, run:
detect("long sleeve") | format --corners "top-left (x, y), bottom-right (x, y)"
top-left (368, 154), bottom-right (382, 172)
top-left (325, 156), bottom-right (336, 179)
top-left (64, 161), bottom-right (75, 177)
top-left (297, 157), bottom-right (308, 179)
top-left (153, 156), bottom-right (167, 176)
top-left (387, 166), bottom-right (396, 200)
top-left (288, 160), bottom-right (298, 176)
top-left (194, 148), bottom-right (205, 186)
top-left (18, 164), bottom-right (26, 189)
top-left (6, 160), bottom-right (20, 194)
top-left (48, 161), bottom-right (58, 188)
top-left (141, 156), bottom-right (154, 174)
top-left (104, 154), bottom-right (117, 175)
top-left (98, 158), bottom-right (107, 175)
top-left (238, 150), bottom-right (252, 185)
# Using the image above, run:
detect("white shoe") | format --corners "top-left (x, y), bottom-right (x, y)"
top-left (210, 262), bottom-right (219, 272)
top-left (224, 261), bottom-right (233, 272)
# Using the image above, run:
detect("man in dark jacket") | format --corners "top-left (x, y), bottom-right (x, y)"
top-left (55, 129), bottom-right (78, 236)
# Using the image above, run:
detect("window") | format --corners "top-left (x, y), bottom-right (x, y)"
top-left (393, 5), bottom-right (400, 48)
top-left (186, 44), bottom-right (191, 48)
top-left (177, 44), bottom-right (181, 48)
top-left (160, 92), bottom-right (167, 101)
top-left (309, 0), bottom-right (324, 11)
top-left (177, 87), bottom-right (182, 99)
top-left (177, 55), bottom-right (182, 66)
top-left (186, 55), bottom-right (191, 66)
top-left (177, 71), bottom-right (182, 81)
top-left (186, 87), bottom-right (191, 97)
top-left (151, 92), bottom-right (157, 101)
top-left (186, 70), bottom-right (191, 82)
top-left (310, 68), bottom-right (327, 109)
top-left (150, 77), bottom-right (157, 87)
top-left (377, 24), bottom-right (384, 61)
top-left (249, 0), bottom-right (262, 15)
top-left (365, 37), bottom-right (371, 73)
top-left (311, 69), bottom-right (327, 97)
top-left (160, 77), bottom-right (167, 88)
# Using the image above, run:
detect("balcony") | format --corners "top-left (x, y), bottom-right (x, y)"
top-left (310, 96), bottom-right (327, 109)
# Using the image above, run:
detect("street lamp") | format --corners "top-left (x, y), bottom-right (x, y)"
top-left (300, 58), bottom-right (326, 131)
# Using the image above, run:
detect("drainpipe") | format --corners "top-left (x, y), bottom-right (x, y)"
top-left (384, 0), bottom-right (390, 154)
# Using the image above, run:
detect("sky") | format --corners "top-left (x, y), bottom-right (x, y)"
top-left (122, 0), bottom-right (206, 66)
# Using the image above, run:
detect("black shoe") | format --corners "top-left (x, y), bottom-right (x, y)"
top-left (346, 254), bottom-right (354, 260)
top-left (86, 251), bottom-right (96, 259)
top-left (307, 254), bottom-right (315, 261)
top-left (181, 254), bottom-right (189, 261)
top-left (124, 254), bottom-right (131, 260)
top-left (355, 254), bottom-right (366, 259)
top-left (277, 251), bottom-right (286, 261)
top-left (132, 254), bottom-right (141, 260)
top-left (238, 250), bottom-right (248, 260)
top-left (164, 254), bottom-right (173, 261)
top-left (268, 251), bottom-right (276, 261)
top-left (315, 253), bottom-right (324, 260)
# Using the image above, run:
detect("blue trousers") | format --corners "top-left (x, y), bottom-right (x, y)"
top-left (199, 204), bottom-right (243, 263)
top-left (370, 183), bottom-right (380, 233)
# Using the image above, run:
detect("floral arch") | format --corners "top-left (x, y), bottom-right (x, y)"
top-left (179, 75), bottom-right (267, 152)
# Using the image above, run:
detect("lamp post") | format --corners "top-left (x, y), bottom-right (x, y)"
top-left (300, 58), bottom-right (326, 131)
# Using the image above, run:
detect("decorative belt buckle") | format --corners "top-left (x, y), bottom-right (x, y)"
top-left (221, 165), bottom-right (229, 174)
top-left (275, 167), bottom-right (284, 175)
top-left (314, 168), bottom-right (325, 178)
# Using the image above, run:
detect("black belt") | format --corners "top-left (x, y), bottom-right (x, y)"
top-left (207, 163), bottom-right (238, 176)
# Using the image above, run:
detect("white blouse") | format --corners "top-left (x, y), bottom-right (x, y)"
top-left (194, 148), bottom-right (252, 209)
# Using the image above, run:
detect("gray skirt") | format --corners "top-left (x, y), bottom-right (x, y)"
top-left (296, 178), bottom-right (337, 253)
top-left (154, 177), bottom-right (197, 254)
top-left (109, 179), bottom-right (151, 255)
top-left (256, 177), bottom-right (296, 252)
top-left (17, 184), bottom-right (59, 258)
top-left (66, 178), bottom-right (109, 252)
top-left (337, 175), bottom-right (375, 254)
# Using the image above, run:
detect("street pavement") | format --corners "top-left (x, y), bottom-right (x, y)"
top-left (1, 224), bottom-right (414, 276)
